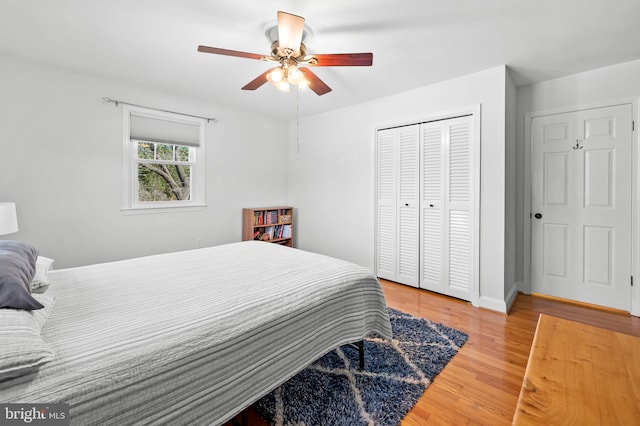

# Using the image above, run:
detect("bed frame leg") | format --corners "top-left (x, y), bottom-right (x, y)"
top-left (357, 340), bottom-right (364, 370)
top-left (346, 340), bottom-right (365, 370)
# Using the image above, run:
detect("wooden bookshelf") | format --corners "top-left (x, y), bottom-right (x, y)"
top-left (242, 206), bottom-right (294, 247)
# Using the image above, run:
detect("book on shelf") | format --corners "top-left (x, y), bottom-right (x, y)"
top-left (264, 226), bottom-right (274, 240)
top-left (282, 224), bottom-right (292, 238)
top-left (255, 211), bottom-right (265, 225)
top-left (265, 210), bottom-right (277, 225)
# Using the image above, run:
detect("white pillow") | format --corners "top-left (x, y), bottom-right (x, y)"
top-left (31, 294), bottom-right (56, 330)
top-left (30, 256), bottom-right (54, 294)
top-left (0, 294), bottom-right (56, 381)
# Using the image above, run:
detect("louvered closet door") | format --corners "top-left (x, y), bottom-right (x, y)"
top-left (376, 125), bottom-right (420, 286)
top-left (376, 128), bottom-right (397, 281)
top-left (420, 116), bottom-right (474, 301)
top-left (397, 125), bottom-right (420, 286)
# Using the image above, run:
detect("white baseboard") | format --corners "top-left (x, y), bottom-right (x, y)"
top-left (478, 296), bottom-right (508, 314)
top-left (506, 282), bottom-right (520, 313)
top-left (478, 283), bottom-right (520, 314)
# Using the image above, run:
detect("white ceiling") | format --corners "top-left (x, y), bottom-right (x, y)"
top-left (2, 0), bottom-right (640, 120)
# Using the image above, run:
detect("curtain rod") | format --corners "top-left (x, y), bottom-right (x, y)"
top-left (102, 97), bottom-right (218, 123)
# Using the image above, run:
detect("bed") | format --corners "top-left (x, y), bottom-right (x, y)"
top-left (0, 241), bottom-right (392, 425)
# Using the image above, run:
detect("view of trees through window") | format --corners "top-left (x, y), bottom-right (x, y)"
top-left (137, 142), bottom-right (192, 202)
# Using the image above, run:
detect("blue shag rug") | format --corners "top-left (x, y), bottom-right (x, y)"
top-left (254, 308), bottom-right (468, 426)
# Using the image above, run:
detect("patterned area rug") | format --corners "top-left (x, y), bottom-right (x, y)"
top-left (255, 308), bottom-right (468, 426)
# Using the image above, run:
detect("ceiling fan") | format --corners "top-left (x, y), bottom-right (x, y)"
top-left (197, 11), bottom-right (373, 96)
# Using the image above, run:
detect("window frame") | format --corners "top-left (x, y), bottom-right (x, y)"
top-left (122, 105), bottom-right (206, 214)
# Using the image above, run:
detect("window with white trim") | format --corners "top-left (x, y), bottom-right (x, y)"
top-left (122, 105), bottom-right (206, 212)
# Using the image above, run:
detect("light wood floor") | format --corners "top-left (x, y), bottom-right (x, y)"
top-left (381, 279), bottom-right (640, 425)
top-left (232, 280), bottom-right (640, 425)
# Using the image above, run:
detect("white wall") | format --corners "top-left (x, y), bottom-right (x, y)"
top-left (288, 66), bottom-right (510, 311)
top-left (516, 59), bottom-right (640, 314)
top-left (505, 68), bottom-right (518, 310)
top-left (0, 55), bottom-right (289, 268)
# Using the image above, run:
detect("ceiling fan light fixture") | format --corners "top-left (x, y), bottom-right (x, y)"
top-left (297, 79), bottom-right (310, 90)
top-left (267, 66), bottom-right (291, 92)
top-left (268, 67), bottom-right (284, 83)
top-left (287, 65), bottom-right (304, 85)
top-left (266, 63), bottom-right (307, 92)
top-left (276, 79), bottom-right (290, 92)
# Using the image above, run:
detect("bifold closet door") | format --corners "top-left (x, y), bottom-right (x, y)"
top-left (376, 125), bottom-right (420, 287)
top-left (420, 116), bottom-right (474, 301)
top-left (376, 115), bottom-right (475, 300)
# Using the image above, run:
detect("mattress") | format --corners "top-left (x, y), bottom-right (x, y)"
top-left (0, 241), bottom-right (392, 425)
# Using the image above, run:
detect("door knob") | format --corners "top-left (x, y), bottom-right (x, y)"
top-left (534, 213), bottom-right (542, 219)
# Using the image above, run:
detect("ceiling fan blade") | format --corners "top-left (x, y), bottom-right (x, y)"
top-left (277, 11), bottom-right (305, 55)
top-left (241, 69), bottom-right (273, 91)
top-left (299, 68), bottom-right (332, 96)
top-left (197, 45), bottom-right (264, 60)
top-left (310, 53), bottom-right (373, 67)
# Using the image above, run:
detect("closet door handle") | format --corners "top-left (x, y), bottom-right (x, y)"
top-left (404, 203), bottom-right (409, 207)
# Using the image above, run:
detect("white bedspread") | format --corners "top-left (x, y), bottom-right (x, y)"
top-left (0, 241), bottom-right (391, 425)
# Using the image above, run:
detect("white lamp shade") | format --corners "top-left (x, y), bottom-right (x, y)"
top-left (0, 202), bottom-right (18, 235)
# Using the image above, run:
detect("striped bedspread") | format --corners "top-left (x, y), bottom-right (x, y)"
top-left (0, 241), bottom-right (391, 425)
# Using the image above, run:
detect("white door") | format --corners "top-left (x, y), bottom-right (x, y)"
top-left (376, 125), bottom-right (419, 287)
top-left (420, 116), bottom-right (474, 301)
top-left (531, 104), bottom-right (633, 310)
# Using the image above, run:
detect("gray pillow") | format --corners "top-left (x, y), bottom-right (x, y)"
top-left (0, 240), bottom-right (43, 310)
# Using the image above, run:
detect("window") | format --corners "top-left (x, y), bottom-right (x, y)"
top-left (122, 105), bottom-right (206, 213)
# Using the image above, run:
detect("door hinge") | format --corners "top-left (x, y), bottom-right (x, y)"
top-left (632, 276), bottom-right (634, 287)
top-left (633, 121), bottom-right (635, 132)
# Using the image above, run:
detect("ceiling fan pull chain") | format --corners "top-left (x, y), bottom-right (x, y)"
top-left (296, 87), bottom-right (301, 154)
